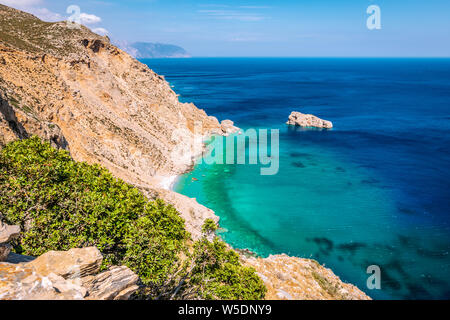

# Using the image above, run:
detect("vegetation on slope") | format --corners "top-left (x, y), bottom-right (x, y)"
top-left (0, 4), bottom-right (105, 57)
top-left (0, 137), bottom-right (265, 300)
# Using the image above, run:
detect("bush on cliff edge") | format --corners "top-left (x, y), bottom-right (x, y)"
top-left (0, 137), bottom-right (265, 300)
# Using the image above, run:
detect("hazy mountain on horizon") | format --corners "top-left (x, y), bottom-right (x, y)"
top-left (113, 40), bottom-right (191, 59)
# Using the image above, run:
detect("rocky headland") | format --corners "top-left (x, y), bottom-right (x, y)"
top-left (287, 111), bottom-right (333, 129)
top-left (0, 4), bottom-right (368, 300)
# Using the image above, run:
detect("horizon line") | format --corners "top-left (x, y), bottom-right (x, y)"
top-left (145, 56), bottom-right (450, 59)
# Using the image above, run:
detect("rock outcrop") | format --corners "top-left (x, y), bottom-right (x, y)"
top-left (220, 120), bottom-right (240, 136)
top-left (0, 220), bottom-right (20, 261)
top-left (287, 111), bottom-right (333, 129)
top-left (244, 254), bottom-right (370, 300)
top-left (27, 247), bottom-right (103, 279)
top-left (0, 244), bottom-right (139, 300)
top-left (82, 266), bottom-right (139, 300)
top-left (0, 262), bottom-right (86, 300)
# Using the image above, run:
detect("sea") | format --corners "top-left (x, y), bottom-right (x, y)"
top-left (142, 58), bottom-right (450, 300)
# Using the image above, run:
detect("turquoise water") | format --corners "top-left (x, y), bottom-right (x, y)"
top-left (144, 58), bottom-right (450, 300)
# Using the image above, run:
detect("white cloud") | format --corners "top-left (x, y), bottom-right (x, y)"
top-left (198, 4), bottom-right (230, 8)
top-left (230, 36), bottom-right (259, 42)
top-left (1, 1), bottom-right (105, 27)
top-left (92, 27), bottom-right (109, 36)
top-left (79, 12), bottom-right (102, 25)
top-left (227, 32), bottom-right (266, 42)
top-left (199, 9), bottom-right (267, 22)
top-left (0, 0), bottom-right (42, 7)
top-left (0, 0), bottom-right (63, 22)
top-left (30, 7), bottom-right (63, 21)
top-left (238, 6), bottom-right (272, 9)
top-left (1, 1), bottom-right (108, 37)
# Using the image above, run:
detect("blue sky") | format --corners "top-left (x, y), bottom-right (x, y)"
top-left (2, 0), bottom-right (450, 57)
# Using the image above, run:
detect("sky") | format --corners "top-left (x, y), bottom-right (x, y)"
top-left (1, 0), bottom-right (449, 57)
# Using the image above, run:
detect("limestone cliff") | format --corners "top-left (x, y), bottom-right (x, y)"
top-left (0, 4), bottom-right (369, 300)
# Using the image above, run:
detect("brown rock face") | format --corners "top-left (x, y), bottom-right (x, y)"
top-left (0, 263), bottom-right (86, 300)
top-left (83, 266), bottom-right (140, 300)
top-left (244, 254), bottom-right (370, 300)
top-left (0, 220), bottom-right (20, 261)
top-left (0, 220), bottom-right (20, 244)
top-left (27, 247), bottom-right (103, 279)
top-left (287, 111), bottom-right (333, 129)
top-left (0, 226), bottom-right (138, 300)
top-left (0, 247), bottom-right (139, 300)
top-left (0, 244), bottom-right (11, 262)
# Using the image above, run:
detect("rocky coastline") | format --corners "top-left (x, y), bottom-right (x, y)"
top-left (0, 4), bottom-right (369, 300)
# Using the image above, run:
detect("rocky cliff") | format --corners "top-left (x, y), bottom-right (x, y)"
top-left (0, 4), bottom-right (369, 300)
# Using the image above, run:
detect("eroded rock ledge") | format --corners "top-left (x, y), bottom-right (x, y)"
top-left (0, 220), bottom-right (20, 261)
top-left (0, 221), bottom-right (139, 300)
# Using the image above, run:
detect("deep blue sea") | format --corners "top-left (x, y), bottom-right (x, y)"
top-left (142, 58), bottom-right (450, 300)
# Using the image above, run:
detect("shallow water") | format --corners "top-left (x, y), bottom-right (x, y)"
top-left (143, 58), bottom-right (450, 299)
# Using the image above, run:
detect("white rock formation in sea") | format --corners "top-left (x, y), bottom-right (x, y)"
top-left (286, 111), bottom-right (333, 129)
top-left (219, 119), bottom-right (240, 136)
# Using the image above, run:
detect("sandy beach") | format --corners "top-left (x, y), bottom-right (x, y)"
top-left (158, 175), bottom-right (179, 191)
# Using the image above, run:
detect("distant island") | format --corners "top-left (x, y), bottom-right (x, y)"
top-left (114, 40), bottom-right (191, 59)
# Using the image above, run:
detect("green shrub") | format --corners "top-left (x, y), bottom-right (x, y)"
top-left (0, 137), bottom-right (266, 300)
top-left (202, 218), bottom-right (218, 234)
top-left (184, 234), bottom-right (266, 300)
top-left (0, 137), bottom-right (188, 296)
